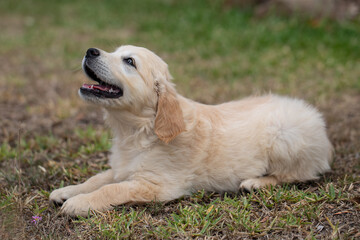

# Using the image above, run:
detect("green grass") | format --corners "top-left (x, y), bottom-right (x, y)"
top-left (0, 0), bottom-right (359, 239)
top-left (53, 183), bottom-right (358, 238)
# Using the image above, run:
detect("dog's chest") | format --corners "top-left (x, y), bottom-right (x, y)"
top-left (109, 147), bottom-right (146, 181)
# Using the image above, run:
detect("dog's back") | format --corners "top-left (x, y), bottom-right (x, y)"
top-left (187, 94), bottom-right (332, 191)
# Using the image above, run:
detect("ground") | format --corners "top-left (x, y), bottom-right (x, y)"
top-left (0, 0), bottom-right (359, 239)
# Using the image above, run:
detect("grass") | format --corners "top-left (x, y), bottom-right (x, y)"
top-left (0, 0), bottom-right (359, 239)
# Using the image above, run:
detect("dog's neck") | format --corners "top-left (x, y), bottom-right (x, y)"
top-left (105, 106), bottom-right (155, 132)
top-left (104, 96), bottom-right (198, 148)
top-left (104, 107), bottom-right (158, 147)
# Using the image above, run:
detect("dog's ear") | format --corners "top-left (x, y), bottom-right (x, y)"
top-left (154, 84), bottom-right (185, 144)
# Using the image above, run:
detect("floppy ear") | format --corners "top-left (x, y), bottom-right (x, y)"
top-left (154, 85), bottom-right (185, 143)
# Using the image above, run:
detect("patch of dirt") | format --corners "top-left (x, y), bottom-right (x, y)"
top-left (0, 51), bottom-right (104, 144)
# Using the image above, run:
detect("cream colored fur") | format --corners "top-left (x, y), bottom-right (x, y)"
top-left (49, 45), bottom-right (333, 216)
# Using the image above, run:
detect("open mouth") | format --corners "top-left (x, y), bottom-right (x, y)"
top-left (80, 64), bottom-right (123, 98)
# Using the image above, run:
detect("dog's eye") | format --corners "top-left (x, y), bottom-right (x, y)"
top-left (123, 57), bottom-right (136, 68)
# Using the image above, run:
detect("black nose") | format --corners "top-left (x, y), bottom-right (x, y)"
top-left (86, 48), bottom-right (100, 58)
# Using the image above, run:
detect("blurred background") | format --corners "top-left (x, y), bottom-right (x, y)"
top-left (0, 0), bottom-right (359, 238)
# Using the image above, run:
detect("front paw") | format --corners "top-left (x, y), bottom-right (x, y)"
top-left (49, 185), bottom-right (80, 206)
top-left (61, 194), bottom-right (113, 217)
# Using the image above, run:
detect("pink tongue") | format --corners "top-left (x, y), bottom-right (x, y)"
top-left (94, 85), bottom-right (111, 91)
top-left (82, 84), bottom-right (117, 92)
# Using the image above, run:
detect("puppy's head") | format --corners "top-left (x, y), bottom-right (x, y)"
top-left (79, 45), bottom-right (185, 143)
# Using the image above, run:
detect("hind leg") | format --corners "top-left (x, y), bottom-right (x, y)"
top-left (240, 176), bottom-right (279, 191)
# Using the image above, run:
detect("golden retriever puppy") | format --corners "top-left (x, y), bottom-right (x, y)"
top-left (49, 45), bottom-right (333, 216)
